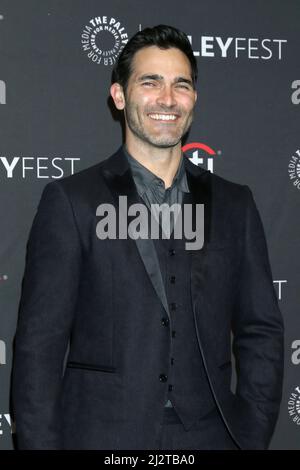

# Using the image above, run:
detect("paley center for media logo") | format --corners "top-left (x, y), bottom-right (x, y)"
top-left (81, 16), bottom-right (128, 65)
top-left (288, 149), bottom-right (300, 190)
top-left (288, 386), bottom-right (300, 426)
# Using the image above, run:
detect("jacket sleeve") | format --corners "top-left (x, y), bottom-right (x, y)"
top-left (231, 186), bottom-right (284, 449)
top-left (12, 181), bottom-right (82, 449)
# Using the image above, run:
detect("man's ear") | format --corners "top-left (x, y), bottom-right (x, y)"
top-left (110, 83), bottom-right (125, 110)
top-left (194, 89), bottom-right (198, 104)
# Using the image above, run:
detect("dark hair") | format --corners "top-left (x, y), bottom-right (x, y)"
top-left (112, 24), bottom-right (197, 92)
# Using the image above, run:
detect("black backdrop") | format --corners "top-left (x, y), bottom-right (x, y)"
top-left (0, 0), bottom-right (299, 450)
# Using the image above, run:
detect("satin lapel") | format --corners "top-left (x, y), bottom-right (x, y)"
top-left (135, 237), bottom-right (170, 317)
top-left (184, 158), bottom-right (212, 247)
top-left (101, 148), bottom-right (170, 317)
top-left (184, 157), bottom-right (212, 316)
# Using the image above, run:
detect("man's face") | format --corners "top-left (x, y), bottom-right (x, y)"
top-left (111, 46), bottom-right (197, 149)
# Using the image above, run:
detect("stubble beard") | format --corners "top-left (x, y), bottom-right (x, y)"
top-left (124, 103), bottom-right (194, 149)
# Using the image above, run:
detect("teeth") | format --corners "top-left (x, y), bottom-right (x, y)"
top-left (149, 114), bottom-right (177, 121)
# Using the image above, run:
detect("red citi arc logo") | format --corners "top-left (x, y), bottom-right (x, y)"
top-left (182, 142), bottom-right (217, 173)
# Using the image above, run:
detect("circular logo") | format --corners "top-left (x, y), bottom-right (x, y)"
top-left (81, 16), bottom-right (128, 66)
top-left (288, 149), bottom-right (300, 190)
top-left (288, 386), bottom-right (300, 425)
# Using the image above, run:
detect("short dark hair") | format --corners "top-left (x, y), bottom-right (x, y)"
top-left (112, 24), bottom-right (197, 92)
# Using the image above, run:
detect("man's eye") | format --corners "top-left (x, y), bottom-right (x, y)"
top-left (176, 84), bottom-right (190, 90)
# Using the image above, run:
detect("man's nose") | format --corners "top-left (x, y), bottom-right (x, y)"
top-left (156, 85), bottom-right (177, 108)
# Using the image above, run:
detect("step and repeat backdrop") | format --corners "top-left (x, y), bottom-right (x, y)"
top-left (0, 0), bottom-right (299, 450)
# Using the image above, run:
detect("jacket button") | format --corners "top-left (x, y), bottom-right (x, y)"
top-left (170, 276), bottom-right (176, 283)
top-left (169, 249), bottom-right (176, 256)
top-left (159, 374), bottom-right (168, 382)
top-left (161, 317), bottom-right (169, 326)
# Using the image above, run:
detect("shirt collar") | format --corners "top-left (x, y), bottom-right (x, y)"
top-left (123, 145), bottom-right (190, 196)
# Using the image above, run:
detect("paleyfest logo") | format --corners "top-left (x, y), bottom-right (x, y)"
top-left (182, 142), bottom-right (218, 173)
top-left (81, 16), bottom-right (128, 65)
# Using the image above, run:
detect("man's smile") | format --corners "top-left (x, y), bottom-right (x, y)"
top-left (147, 113), bottom-right (179, 122)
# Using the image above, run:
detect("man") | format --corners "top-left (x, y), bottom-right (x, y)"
top-left (12, 25), bottom-right (284, 450)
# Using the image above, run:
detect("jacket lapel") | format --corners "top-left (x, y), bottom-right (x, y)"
top-left (183, 155), bottom-right (212, 248)
top-left (100, 147), bottom-right (212, 318)
top-left (101, 147), bottom-right (170, 317)
top-left (183, 156), bottom-right (212, 328)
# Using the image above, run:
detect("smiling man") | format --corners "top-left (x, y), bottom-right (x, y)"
top-left (111, 46), bottom-right (196, 158)
top-left (12, 25), bottom-right (284, 450)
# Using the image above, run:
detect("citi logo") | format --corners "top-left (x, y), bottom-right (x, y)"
top-left (0, 80), bottom-right (6, 104)
top-left (182, 142), bottom-right (217, 173)
top-left (0, 340), bottom-right (6, 365)
top-left (291, 80), bottom-right (300, 105)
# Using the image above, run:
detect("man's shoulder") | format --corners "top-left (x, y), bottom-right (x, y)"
top-left (210, 171), bottom-right (249, 196)
top-left (185, 156), bottom-right (250, 202)
top-left (210, 172), bottom-right (253, 212)
top-left (44, 149), bottom-right (120, 196)
top-left (59, 154), bottom-right (112, 186)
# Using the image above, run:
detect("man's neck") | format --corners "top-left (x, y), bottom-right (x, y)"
top-left (125, 140), bottom-right (182, 189)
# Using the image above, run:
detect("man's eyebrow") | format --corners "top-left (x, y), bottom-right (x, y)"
top-left (136, 74), bottom-right (193, 87)
top-left (137, 74), bottom-right (163, 82)
top-left (174, 77), bottom-right (194, 87)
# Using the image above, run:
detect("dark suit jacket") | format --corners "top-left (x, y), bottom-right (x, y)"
top-left (11, 146), bottom-right (284, 450)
